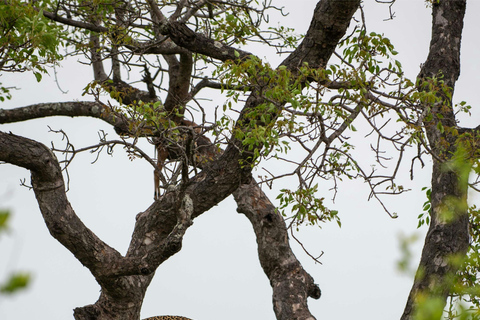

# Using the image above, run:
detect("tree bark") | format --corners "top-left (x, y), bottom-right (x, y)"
top-left (401, 1), bottom-right (469, 319)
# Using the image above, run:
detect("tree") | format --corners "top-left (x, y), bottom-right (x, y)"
top-left (398, 2), bottom-right (476, 319)
top-left (0, 1), bottom-right (479, 320)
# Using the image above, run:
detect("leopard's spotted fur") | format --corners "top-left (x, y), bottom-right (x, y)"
top-left (143, 316), bottom-right (192, 320)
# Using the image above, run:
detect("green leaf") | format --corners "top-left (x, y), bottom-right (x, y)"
top-left (0, 273), bottom-right (30, 294)
top-left (436, 121), bottom-right (444, 133)
top-left (0, 210), bottom-right (9, 232)
top-left (34, 72), bottom-right (42, 82)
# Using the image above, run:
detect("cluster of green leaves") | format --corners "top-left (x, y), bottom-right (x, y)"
top-left (456, 132), bottom-right (480, 170)
top-left (397, 232), bottom-right (420, 274)
top-left (214, 56), bottom-right (298, 159)
top-left (0, 210), bottom-right (31, 295)
top-left (448, 205), bottom-right (480, 316)
top-left (83, 80), bottom-right (175, 136)
top-left (208, 1), bottom-right (301, 48)
top-left (215, 55), bottom-right (356, 157)
top-left (83, 79), bottom-right (206, 165)
top-left (267, 25), bottom-right (303, 49)
top-left (0, 210), bottom-right (9, 234)
top-left (0, 0), bottom-right (64, 79)
top-left (342, 30), bottom-right (401, 73)
top-left (211, 11), bottom-right (257, 45)
top-left (414, 294), bottom-right (448, 320)
top-left (0, 83), bottom-right (12, 102)
top-left (339, 29), bottom-right (408, 116)
top-left (120, 100), bottom-right (170, 135)
top-left (276, 184), bottom-right (340, 229)
top-left (405, 75), bottom-right (475, 151)
top-left (417, 187), bottom-right (432, 228)
top-left (411, 76), bottom-right (460, 140)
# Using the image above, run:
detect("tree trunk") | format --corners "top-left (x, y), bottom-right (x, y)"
top-left (401, 1), bottom-right (469, 319)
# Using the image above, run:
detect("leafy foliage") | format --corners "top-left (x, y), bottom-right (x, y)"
top-left (0, 0), bottom-right (64, 76)
top-left (446, 205), bottom-right (480, 318)
top-left (418, 187), bottom-right (432, 228)
top-left (0, 209), bottom-right (9, 232)
top-left (276, 184), bottom-right (340, 228)
top-left (0, 272), bottom-right (31, 294)
top-left (0, 210), bottom-right (31, 295)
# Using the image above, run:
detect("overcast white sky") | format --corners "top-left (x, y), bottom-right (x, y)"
top-left (1, 1), bottom-right (479, 319)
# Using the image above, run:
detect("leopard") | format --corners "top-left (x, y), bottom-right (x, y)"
top-left (143, 316), bottom-right (192, 320)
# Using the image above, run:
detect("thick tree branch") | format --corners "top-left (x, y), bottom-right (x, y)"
top-left (41, 9), bottom-right (109, 33)
top-left (0, 131), bottom-right (124, 278)
top-left (106, 191), bottom-right (194, 277)
top-left (90, 33), bottom-right (109, 82)
top-left (0, 101), bottom-right (132, 135)
top-left (234, 180), bottom-right (321, 320)
top-left (161, 21), bottom-right (252, 62)
top-left (125, 39), bottom-right (190, 55)
top-left (163, 53), bottom-right (193, 115)
top-left (144, 0), bottom-right (252, 62)
top-left (280, 0), bottom-right (361, 70)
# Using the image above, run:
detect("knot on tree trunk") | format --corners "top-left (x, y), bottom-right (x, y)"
top-left (74, 304), bottom-right (101, 320)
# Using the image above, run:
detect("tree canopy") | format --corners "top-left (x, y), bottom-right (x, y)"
top-left (1, 0), bottom-right (480, 320)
